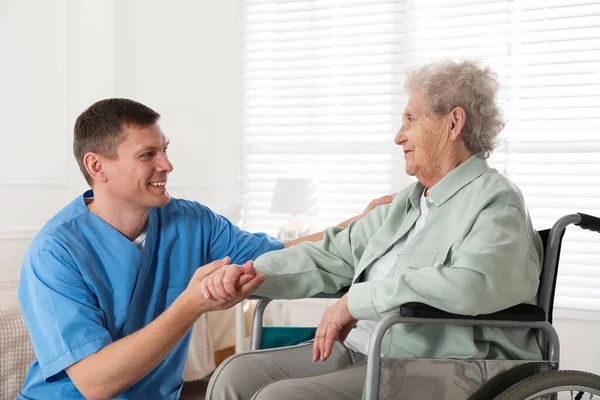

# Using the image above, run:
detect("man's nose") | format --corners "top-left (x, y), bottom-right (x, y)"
top-left (157, 153), bottom-right (174, 173)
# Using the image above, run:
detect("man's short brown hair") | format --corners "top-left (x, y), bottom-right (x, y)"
top-left (73, 98), bottom-right (160, 186)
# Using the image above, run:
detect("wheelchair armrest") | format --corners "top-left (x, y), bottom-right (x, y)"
top-left (249, 287), bottom-right (350, 350)
top-left (310, 286), bottom-right (349, 299)
top-left (249, 286), bottom-right (349, 301)
top-left (399, 302), bottom-right (546, 322)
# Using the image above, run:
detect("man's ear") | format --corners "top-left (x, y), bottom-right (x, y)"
top-left (83, 152), bottom-right (107, 183)
top-left (449, 106), bottom-right (467, 141)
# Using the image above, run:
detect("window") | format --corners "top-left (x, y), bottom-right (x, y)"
top-left (241, 0), bottom-right (600, 312)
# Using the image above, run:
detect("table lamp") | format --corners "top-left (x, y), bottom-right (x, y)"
top-left (270, 178), bottom-right (319, 240)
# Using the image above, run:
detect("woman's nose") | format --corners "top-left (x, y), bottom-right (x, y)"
top-left (395, 128), bottom-right (406, 145)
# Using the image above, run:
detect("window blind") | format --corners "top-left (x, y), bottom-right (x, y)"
top-left (241, 0), bottom-right (412, 234)
top-left (241, 0), bottom-right (600, 311)
top-left (503, 0), bottom-right (600, 311)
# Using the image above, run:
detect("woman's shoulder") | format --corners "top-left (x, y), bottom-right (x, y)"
top-left (472, 168), bottom-right (527, 209)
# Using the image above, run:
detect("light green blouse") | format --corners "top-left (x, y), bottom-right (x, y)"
top-left (255, 155), bottom-right (544, 360)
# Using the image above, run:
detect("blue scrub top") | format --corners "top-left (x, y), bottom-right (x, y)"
top-left (17, 191), bottom-right (283, 399)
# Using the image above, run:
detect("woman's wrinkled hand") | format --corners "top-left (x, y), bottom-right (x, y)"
top-left (313, 294), bottom-right (357, 362)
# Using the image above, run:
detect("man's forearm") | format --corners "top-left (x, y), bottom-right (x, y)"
top-left (66, 295), bottom-right (202, 399)
top-left (284, 231), bottom-right (324, 248)
top-left (282, 194), bottom-right (396, 249)
top-left (283, 218), bottom-right (355, 248)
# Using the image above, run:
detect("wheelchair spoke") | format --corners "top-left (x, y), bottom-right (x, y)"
top-left (520, 390), bottom-right (600, 399)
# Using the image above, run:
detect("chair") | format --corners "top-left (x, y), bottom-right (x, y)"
top-left (250, 213), bottom-right (600, 399)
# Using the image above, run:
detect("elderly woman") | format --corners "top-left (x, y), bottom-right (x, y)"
top-left (205, 60), bottom-right (543, 399)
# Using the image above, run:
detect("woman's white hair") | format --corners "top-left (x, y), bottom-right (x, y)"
top-left (404, 60), bottom-right (505, 159)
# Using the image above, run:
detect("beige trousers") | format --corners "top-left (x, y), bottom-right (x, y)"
top-left (206, 340), bottom-right (367, 400)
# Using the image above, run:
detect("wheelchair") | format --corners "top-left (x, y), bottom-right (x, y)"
top-left (249, 213), bottom-right (600, 399)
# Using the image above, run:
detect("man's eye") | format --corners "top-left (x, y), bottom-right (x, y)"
top-left (163, 148), bottom-right (168, 155)
top-left (143, 151), bottom-right (155, 157)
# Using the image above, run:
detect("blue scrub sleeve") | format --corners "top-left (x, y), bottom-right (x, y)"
top-left (205, 209), bottom-right (284, 265)
top-left (18, 248), bottom-right (113, 381)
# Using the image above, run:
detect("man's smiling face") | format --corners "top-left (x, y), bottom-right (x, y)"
top-left (101, 123), bottom-right (173, 210)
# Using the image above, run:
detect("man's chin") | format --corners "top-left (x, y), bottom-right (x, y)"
top-left (148, 193), bottom-right (171, 208)
top-left (157, 194), bottom-right (171, 207)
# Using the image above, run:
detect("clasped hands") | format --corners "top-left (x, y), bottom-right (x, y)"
top-left (197, 257), bottom-right (357, 363)
top-left (184, 256), bottom-right (265, 314)
top-left (199, 256), bottom-right (264, 302)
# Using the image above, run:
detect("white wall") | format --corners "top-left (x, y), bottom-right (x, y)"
top-left (0, 0), bottom-right (242, 279)
top-left (112, 0), bottom-right (243, 206)
top-left (1, 0), bottom-right (78, 279)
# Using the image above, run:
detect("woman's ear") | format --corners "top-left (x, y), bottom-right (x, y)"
top-left (84, 152), bottom-right (107, 183)
top-left (449, 106), bottom-right (467, 141)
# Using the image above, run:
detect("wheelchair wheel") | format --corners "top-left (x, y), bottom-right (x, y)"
top-left (493, 370), bottom-right (600, 400)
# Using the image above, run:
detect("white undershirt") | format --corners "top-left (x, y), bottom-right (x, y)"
top-left (344, 192), bottom-right (429, 355)
top-left (132, 230), bottom-right (147, 253)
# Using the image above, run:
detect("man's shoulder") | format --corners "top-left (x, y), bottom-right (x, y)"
top-left (31, 194), bottom-right (90, 250)
top-left (24, 226), bottom-right (80, 277)
top-left (155, 198), bottom-right (231, 235)
top-left (158, 197), bottom-right (213, 219)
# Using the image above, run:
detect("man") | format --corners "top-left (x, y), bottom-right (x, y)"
top-left (17, 98), bottom-right (391, 399)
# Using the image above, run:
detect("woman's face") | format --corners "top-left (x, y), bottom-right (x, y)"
top-left (395, 89), bottom-right (451, 179)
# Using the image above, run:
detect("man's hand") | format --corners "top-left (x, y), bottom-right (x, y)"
top-left (362, 193), bottom-right (396, 215)
top-left (201, 258), bottom-right (257, 300)
top-left (182, 257), bottom-right (265, 314)
top-left (338, 193), bottom-right (396, 229)
top-left (284, 193), bottom-right (396, 248)
top-left (313, 294), bottom-right (357, 362)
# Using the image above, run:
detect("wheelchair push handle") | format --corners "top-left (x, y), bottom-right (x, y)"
top-left (576, 213), bottom-right (600, 233)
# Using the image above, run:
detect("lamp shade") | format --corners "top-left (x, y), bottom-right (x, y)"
top-left (269, 178), bottom-right (318, 216)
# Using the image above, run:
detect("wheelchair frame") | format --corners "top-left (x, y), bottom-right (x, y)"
top-left (249, 213), bottom-right (600, 399)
